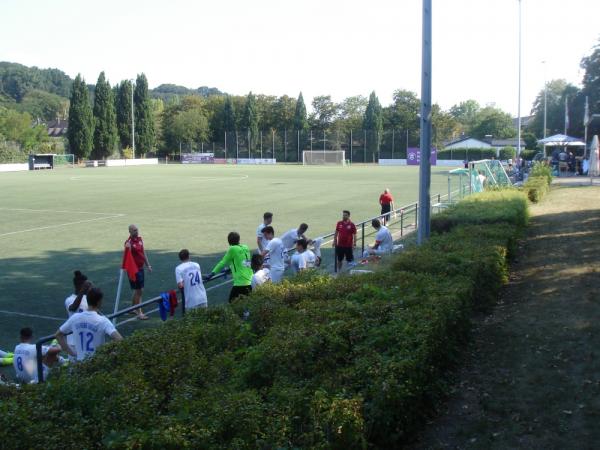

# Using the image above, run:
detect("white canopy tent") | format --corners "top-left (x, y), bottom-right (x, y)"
top-left (537, 134), bottom-right (586, 147)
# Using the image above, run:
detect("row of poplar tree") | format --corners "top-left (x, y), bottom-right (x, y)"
top-left (67, 73), bottom-right (154, 160)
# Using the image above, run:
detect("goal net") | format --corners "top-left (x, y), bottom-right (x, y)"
top-left (302, 150), bottom-right (346, 166)
top-left (469, 159), bottom-right (511, 192)
top-left (52, 154), bottom-right (75, 168)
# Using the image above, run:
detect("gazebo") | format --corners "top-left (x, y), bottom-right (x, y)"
top-left (537, 134), bottom-right (585, 153)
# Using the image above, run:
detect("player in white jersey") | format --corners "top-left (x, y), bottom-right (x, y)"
top-left (256, 212), bottom-right (273, 253)
top-left (290, 238), bottom-right (317, 273)
top-left (175, 249), bottom-right (208, 309)
top-left (56, 287), bottom-right (123, 361)
top-left (363, 219), bottom-right (394, 257)
top-left (250, 254), bottom-right (271, 289)
top-left (261, 226), bottom-right (287, 283)
top-left (280, 223), bottom-right (309, 250)
top-left (13, 327), bottom-right (62, 383)
top-left (64, 271), bottom-right (91, 357)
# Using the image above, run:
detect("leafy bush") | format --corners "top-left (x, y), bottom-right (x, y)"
top-left (520, 149), bottom-right (538, 161)
top-left (530, 161), bottom-right (553, 185)
top-left (437, 148), bottom-right (497, 161)
top-left (523, 176), bottom-right (550, 203)
top-left (499, 146), bottom-right (516, 160)
top-left (0, 191), bottom-right (527, 449)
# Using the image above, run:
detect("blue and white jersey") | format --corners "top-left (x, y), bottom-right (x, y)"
top-left (59, 311), bottom-right (116, 361)
top-left (175, 261), bottom-right (208, 309)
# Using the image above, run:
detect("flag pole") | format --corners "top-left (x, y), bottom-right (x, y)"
top-left (113, 269), bottom-right (125, 325)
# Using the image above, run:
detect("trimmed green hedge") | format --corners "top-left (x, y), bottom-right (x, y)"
top-left (0, 192), bottom-right (528, 449)
top-left (431, 190), bottom-right (529, 234)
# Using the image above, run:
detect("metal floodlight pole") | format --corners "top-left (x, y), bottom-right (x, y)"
top-left (417, 0), bottom-right (432, 245)
top-left (517, 0), bottom-right (522, 156)
top-left (543, 60), bottom-right (548, 156)
top-left (130, 79), bottom-right (135, 159)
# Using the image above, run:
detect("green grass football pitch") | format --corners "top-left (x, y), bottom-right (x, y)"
top-left (0, 163), bottom-right (459, 351)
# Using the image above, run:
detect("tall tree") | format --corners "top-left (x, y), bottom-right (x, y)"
top-left (449, 99), bottom-right (481, 135)
top-left (242, 92), bottom-right (259, 150)
top-left (383, 89), bottom-right (420, 147)
top-left (67, 74), bottom-right (94, 159)
top-left (293, 92), bottom-right (308, 131)
top-left (310, 95), bottom-right (339, 131)
top-left (92, 72), bottom-right (117, 159)
top-left (469, 106), bottom-right (516, 139)
top-left (222, 95), bottom-right (237, 132)
top-left (272, 95), bottom-right (296, 130)
top-left (528, 79), bottom-right (580, 138)
top-left (581, 39), bottom-right (600, 137)
top-left (134, 73), bottom-right (155, 155)
top-left (337, 95), bottom-right (368, 132)
top-left (116, 80), bottom-right (133, 149)
top-left (363, 91), bottom-right (383, 155)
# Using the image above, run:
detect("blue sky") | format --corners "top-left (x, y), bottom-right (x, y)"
top-left (1, 0), bottom-right (598, 115)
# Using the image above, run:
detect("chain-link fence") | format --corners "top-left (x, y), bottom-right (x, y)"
top-left (167, 129), bottom-right (419, 163)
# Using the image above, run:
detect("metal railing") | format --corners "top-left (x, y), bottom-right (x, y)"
top-left (34, 185), bottom-right (465, 383)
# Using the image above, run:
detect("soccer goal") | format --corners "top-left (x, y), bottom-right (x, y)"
top-left (469, 159), bottom-right (511, 192)
top-left (52, 154), bottom-right (75, 168)
top-left (302, 150), bottom-right (346, 166)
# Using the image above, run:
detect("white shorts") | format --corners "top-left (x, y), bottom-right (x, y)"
top-left (270, 268), bottom-right (285, 283)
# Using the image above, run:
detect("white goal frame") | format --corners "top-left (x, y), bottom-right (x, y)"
top-left (302, 150), bottom-right (346, 166)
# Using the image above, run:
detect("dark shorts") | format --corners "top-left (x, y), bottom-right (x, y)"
top-left (335, 246), bottom-right (354, 262)
top-left (129, 269), bottom-right (144, 290)
top-left (381, 203), bottom-right (391, 220)
top-left (229, 285), bottom-right (252, 302)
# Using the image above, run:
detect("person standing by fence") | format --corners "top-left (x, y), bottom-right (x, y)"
top-left (333, 210), bottom-right (357, 272)
top-left (208, 232), bottom-right (253, 302)
top-left (125, 224), bottom-right (152, 320)
top-left (379, 188), bottom-right (394, 225)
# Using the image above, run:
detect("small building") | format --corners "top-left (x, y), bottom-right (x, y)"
top-left (443, 136), bottom-right (492, 150)
top-left (46, 119), bottom-right (68, 137)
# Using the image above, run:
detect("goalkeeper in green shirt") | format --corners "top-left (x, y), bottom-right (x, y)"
top-left (208, 232), bottom-right (253, 302)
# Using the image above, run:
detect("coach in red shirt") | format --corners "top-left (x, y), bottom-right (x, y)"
top-left (333, 210), bottom-right (357, 271)
top-left (379, 188), bottom-right (394, 225)
top-left (125, 224), bottom-right (152, 320)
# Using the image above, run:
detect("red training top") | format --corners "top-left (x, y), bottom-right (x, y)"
top-left (379, 192), bottom-right (394, 205)
top-left (335, 220), bottom-right (357, 247)
top-left (125, 236), bottom-right (146, 269)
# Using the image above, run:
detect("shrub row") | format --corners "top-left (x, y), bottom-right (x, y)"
top-left (0, 192), bottom-right (528, 449)
top-left (523, 162), bottom-right (553, 203)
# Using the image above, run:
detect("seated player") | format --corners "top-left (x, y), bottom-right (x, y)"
top-left (363, 219), bottom-right (394, 257)
top-left (56, 287), bottom-right (123, 361)
top-left (261, 226), bottom-right (287, 283)
top-left (250, 254), bottom-right (271, 289)
top-left (290, 238), bottom-right (317, 274)
top-left (65, 271), bottom-right (92, 359)
top-left (13, 327), bottom-right (63, 384)
top-left (309, 237), bottom-right (323, 267)
top-left (280, 223), bottom-right (309, 250)
top-left (175, 249), bottom-right (208, 309)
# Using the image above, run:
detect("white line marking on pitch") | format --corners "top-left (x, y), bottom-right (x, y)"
top-left (0, 207), bottom-right (122, 216)
top-left (0, 309), bottom-right (64, 321)
top-left (0, 214), bottom-right (125, 238)
top-left (190, 174), bottom-right (249, 181)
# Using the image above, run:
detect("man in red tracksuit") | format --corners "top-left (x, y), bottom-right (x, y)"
top-left (125, 224), bottom-right (152, 320)
top-left (333, 210), bottom-right (357, 272)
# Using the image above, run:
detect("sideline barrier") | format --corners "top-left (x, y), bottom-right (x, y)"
top-left (237, 158), bottom-right (276, 165)
top-left (34, 269), bottom-right (231, 383)
top-left (0, 163), bottom-right (29, 172)
top-left (379, 159), bottom-right (464, 167)
top-left (104, 158), bottom-right (159, 167)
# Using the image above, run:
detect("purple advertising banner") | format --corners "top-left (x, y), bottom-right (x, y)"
top-left (407, 147), bottom-right (437, 166)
